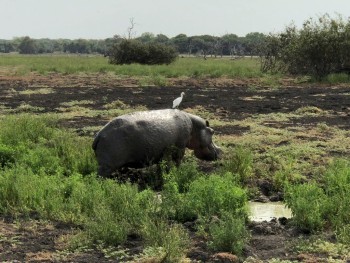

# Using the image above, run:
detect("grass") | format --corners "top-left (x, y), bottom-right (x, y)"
top-left (0, 54), bottom-right (262, 78)
top-left (0, 114), bottom-right (250, 260)
top-left (1, 54), bottom-right (350, 260)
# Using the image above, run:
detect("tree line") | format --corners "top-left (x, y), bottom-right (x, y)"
top-left (0, 32), bottom-right (266, 57)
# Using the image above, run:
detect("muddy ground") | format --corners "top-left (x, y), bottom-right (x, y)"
top-left (0, 74), bottom-right (350, 262)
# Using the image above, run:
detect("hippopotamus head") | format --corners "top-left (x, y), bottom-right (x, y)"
top-left (186, 113), bottom-right (222, 161)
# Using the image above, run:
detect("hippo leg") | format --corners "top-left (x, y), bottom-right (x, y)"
top-left (98, 164), bottom-right (114, 178)
top-left (173, 148), bottom-right (185, 166)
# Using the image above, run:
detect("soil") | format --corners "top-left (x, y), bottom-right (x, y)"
top-left (0, 74), bottom-right (350, 262)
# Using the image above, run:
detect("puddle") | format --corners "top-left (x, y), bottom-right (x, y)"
top-left (249, 201), bottom-right (292, 222)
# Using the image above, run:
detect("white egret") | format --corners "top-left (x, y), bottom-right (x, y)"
top-left (172, 92), bottom-right (185, 109)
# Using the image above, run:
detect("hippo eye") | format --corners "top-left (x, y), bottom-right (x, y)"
top-left (206, 120), bottom-right (210, 127)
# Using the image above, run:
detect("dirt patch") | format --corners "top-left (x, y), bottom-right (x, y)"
top-left (1, 76), bottom-right (350, 127)
top-left (0, 74), bottom-right (350, 262)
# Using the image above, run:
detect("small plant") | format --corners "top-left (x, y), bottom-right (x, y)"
top-left (103, 99), bottom-right (128, 110)
top-left (284, 182), bottom-right (328, 232)
top-left (0, 144), bottom-right (15, 167)
top-left (185, 173), bottom-right (248, 218)
top-left (208, 212), bottom-right (250, 255)
top-left (221, 146), bottom-right (253, 184)
top-left (141, 220), bottom-right (190, 263)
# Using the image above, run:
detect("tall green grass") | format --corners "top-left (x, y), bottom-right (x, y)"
top-left (285, 159), bottom-right (350, 243)
top-left (0, 54), bottom-right (262, 78)
top-left (0, 114), bottom-right (250, 259)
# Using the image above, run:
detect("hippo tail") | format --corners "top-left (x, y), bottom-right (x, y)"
top-left (92, 133), bottom-right (100, 151)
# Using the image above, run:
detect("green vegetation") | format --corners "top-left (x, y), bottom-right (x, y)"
top-left (284, 159), bottom-right (350, 242)
top-left (108, 39), bottom-right (178, 65)
top-left (0, 53), bottom-right (262, 78)
top-left (262, 14), bottom-right (350, 79)
top-left (0, 115), bottom-right (250, 261)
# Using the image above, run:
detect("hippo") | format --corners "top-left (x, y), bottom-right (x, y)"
top-left (92, 109), bottom-right (222, 177)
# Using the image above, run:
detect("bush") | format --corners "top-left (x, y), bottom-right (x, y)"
top-left (221, 146), bottom-right (253, 184)
top-left (208, 212), bottom-right (250, 255)
top-left (0, 144), bottom-right (15, 167)
top-left (0, 114), bottom-right (97, 176)
top-left (323, 160), bottom-right (350, 234)
top-left (108, 39), bottom-right (177, 65)
top-left (185, 173), bottom-right (248, 218)
top-left (261, 14), bottom-right (350, 79)
top-left (284, 182), bottom-right (328, 232)
top-left (141, 220), bottom-right (190, 263)
top-left (285, 159), bottom-right (350, 242)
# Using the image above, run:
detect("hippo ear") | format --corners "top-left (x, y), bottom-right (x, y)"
top-left (206, 120), bottom-right (210, 127)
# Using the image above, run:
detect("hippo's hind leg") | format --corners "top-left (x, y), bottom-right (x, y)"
top-left (161, 145), bottom-right (185, 169)
top-left (98, 164), bottom-right (114, 178)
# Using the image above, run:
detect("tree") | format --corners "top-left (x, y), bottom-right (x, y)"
top-left (171, 34), bottom-right (189, 54)
top-left (221, 34), bottom-right (240, 57)
top-left (154, 34), bottom-right (169, 45)
top-left (261, 14), bottom-right (350, 79)
top-left (137, 32), bottom-right (155, 43)
top-left (243, 32), bottom-right (266, 56)
top-left (18, 36), bottom-right (37, 54)
top-left (0, 40), bottom-right (14, 53)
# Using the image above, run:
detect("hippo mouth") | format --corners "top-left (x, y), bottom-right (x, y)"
top-left (194, 143), bottom-right (222, 161)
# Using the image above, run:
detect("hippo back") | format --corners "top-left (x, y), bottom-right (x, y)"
top-left (93, 109), bottom-right (192, 175)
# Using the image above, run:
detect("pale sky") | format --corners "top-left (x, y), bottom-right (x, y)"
top-left (2, 0), bottom-right (350, 39)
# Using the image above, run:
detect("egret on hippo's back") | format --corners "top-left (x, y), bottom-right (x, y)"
top-left (92, 109), bottom-right (222, 178)
top-left (172, 92), bottom-right (185, 109)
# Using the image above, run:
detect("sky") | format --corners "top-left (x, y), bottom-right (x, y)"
top-left (2, 0), bottom-right (350, 40)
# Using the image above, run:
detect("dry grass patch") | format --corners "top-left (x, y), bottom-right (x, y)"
top-left (18, 88), bottom-right (55, 95)
top-left (60, 100), bottom-right (94, 107)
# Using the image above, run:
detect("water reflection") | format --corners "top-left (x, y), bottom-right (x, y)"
top-left (249, 201), bottom-right (292, 222)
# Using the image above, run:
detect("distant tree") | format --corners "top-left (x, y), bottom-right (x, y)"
top-left (104, 35), bottom-right (123, 56)
top-left (127, 18), bottom-right (136, 39)
top-left (243, 32), bottom-right (266, 56)
top-left (154, 34), bottom-right (169, 44)
top-left (0, 40), bottom-right (14, 53)
top-left (18, 36), bottom-right (37, 54)
top-left (221, 34), bottom-right (240, 57)
top-left (260, 14), bottom-right (350, 79)
top-left (64, 39), bottom-right (91, 54)
top-left (171, 34), bottom-right (189, 54)
top-left (137, 32), bottom-right (155, 43)
top-left (36, 38), bottom-right (55, 53)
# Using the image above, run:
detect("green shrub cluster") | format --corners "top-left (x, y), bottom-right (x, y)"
top-left (0, 114), bottom-right (97, 176)
top-left (162, 165), bottom-right (249, 255)
top-left (108, 39), bottom-right (178, 65)
top-left (261, 14), bottom-right (350, 79)
top-left (285, 159), bottom-right (350, 243)
top-left (0, 115), bottom-right (249, 260)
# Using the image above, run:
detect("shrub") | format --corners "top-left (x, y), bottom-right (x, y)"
top-left (0, 114), bottom-right (58, 147)
top-left (185, 173), bottom-right (248, 218)
top-left (284, 182), bottom-right (328, 232)
top-left (208, 212), bottom-right (250, 255)
top-left (261, 14), bottom-right (350, 79)
top-left (284, 159), bottom-right (350, 242)
top-left (166, 158), bottom-right (202, 193)
top-left (323, 160), bottom-right (350, 236)
top-left (221, 146), bottom-right (253, 184)
top-left (108, 39), bottom-right (177, 65)
top-left (0, 114), bottom-right (97, 176)
top-left (0, 144), bottom-right (15, 167)
top-left (141, 220), bottom-right (190, 262)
